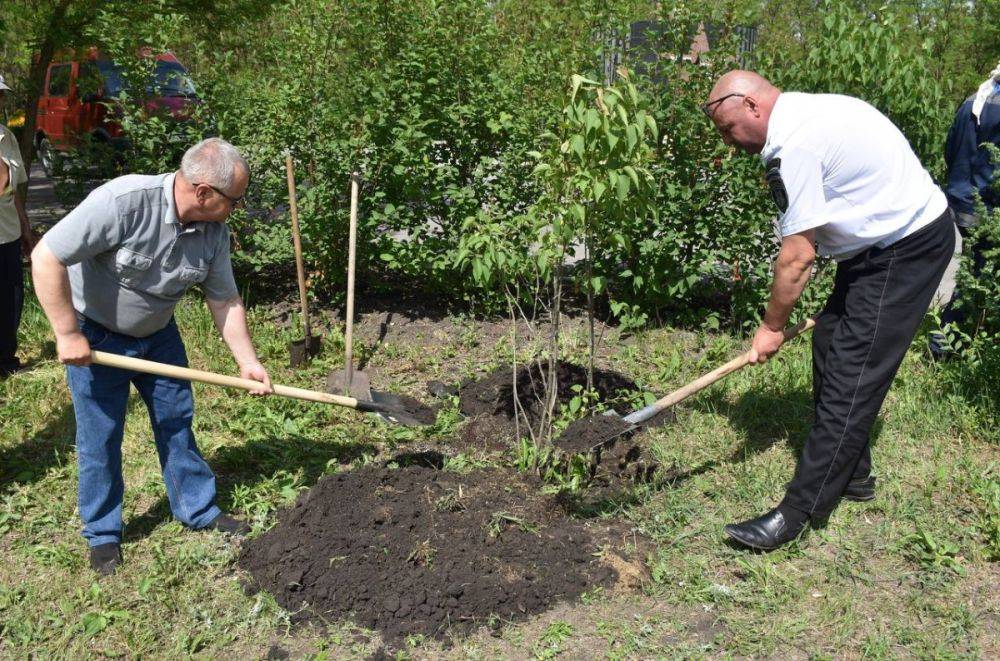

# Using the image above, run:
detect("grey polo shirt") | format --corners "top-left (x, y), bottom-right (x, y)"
top-left (43, 172), bottom-right (240, 337)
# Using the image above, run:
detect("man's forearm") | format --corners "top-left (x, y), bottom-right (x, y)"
top-left (31, 241), bottom-right (79, 336)
top-left (15, 192), bottom-right (31, 235)
top-left (207, 297), bottom-right (260, 367)
top-left (762, 244), bottom-right (815, 331)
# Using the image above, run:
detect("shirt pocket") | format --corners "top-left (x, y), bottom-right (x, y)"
top-left (114, 247), bottom-right (154, 286)
top-left (178, 263), bottom-right (209, 285)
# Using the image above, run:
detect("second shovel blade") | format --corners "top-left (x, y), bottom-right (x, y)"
top-left (326, 367), bottom-right (372, 400)
top-left (289, 334), bottom-right (323, 367)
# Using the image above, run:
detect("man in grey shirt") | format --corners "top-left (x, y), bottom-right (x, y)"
top-left (32, 138), bottom-right (272, 575)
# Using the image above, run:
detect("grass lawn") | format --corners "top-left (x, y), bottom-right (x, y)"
top-left (1, 289), bottom-right (997, 659)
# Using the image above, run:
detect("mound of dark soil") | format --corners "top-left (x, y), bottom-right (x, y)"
top-left (556, 414), bottom-right (633, 454)
top-left (239, 465), bottom-right (629, 645)
top-left (458, 361), bottom-right (639, 441)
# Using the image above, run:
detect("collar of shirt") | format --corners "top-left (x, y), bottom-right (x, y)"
top-left (163, 171), bottom-right (204, 233)
top-left (761, 92), bottom-right (789, 163)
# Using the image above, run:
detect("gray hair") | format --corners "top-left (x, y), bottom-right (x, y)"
top-left (180, 138), bottom-right (249, 190)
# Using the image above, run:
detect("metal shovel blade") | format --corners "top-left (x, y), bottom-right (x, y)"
top-left (289, 334), bottom-right (322, 367)
top-left (368, 390), bottom-right (431, 427)
top-left (589, 409), bottom-right (640, 453)
top-left (326, 367), bottom-right (372, 400)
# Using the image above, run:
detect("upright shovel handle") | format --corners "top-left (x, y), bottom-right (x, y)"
top-left (89, 350), bottom-right (378, 410)
top-left (343, 173), bottom-right (360, 395)
top-left (622, 317), bottom-right (817, 425)
top-left (286, 153), bottom-right (311, 338)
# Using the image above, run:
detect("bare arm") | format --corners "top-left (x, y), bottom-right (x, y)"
top-left (31, 239), bottom-right (92, 365)
top-left (749, 229), bottom-right (816, 364)
top-left (205, 296), bottom-right (272, 395)
top-left (15, 189), bottom-right (37, 257)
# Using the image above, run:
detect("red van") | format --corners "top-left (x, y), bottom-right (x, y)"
top-left (34, 49), bottom-right (198, 174)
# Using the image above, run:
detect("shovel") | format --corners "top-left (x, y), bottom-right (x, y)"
top-left (286, 153), bottom-right (322, 367)
top-left (327, 173), bottom-right (371, 399)
top-left (90, 351), bottom-right (428, 426)
top-left (583, 317), bottom-right (817, 453)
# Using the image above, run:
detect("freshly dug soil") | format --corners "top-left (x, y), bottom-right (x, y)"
top-left (372, 391), bottom-right (439, 425)
top-left (239, 465), bottom-right (628, 645)
top-left (458, 361), bottom-right (639, 442)
top-left (555, 414), bottom-right (633, 454)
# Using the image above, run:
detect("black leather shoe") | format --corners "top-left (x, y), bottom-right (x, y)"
top-left (843, 475), bottom-right (876, 502)
top-left (204, 513), bottom-right (251, 536)
top-left (724, 508), bottom-right (808, 550)
top-left (89, 542), bottom-right (122, 576)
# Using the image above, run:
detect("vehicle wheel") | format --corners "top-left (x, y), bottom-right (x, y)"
top-left (38, 137), bottom-right (58, 177)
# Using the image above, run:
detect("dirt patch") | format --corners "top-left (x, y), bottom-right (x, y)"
top-left (555, 414), bottom-right (634, 454)
top-left (458, 361), bottom-right (639, 441)
top-left (372, 391), bottom-right (439, 425)
top-left (238, 465), bottom-right (632, 646)
top-left (454, 414), bottom-right (515, 453)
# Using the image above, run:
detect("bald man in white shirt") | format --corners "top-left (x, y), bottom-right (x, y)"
top-left (703, 71), bottom-right (955, 550)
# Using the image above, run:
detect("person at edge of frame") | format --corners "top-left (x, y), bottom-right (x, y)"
top-left (0, 73), bottom-right (38, 378)
top-left (31, 137), bottom-right (272, 575)
top-left (701, 70), bottom-right (955, 550)
top-left (930, 61), bottom-right (1000, 358)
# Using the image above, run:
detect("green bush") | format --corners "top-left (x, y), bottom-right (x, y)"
top-left (764, 0), bottom-right (953, 179)
top-left (55, 0), bottom-right (968, 333)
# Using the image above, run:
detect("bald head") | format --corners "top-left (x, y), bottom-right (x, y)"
top-left (705, 70), bottom-right (781, 154)
top-left (710, 70), bottom-right (777, 101)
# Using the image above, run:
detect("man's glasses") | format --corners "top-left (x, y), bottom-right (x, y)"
top-left (193, 182), bottom-right (244, 208)
top-left (700, 93), bottom-right (746, 119)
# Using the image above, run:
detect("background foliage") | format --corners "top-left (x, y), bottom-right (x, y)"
top-left (2, 0), bottom-right (998, 344)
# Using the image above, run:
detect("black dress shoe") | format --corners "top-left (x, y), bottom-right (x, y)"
top-left (843, 475), bottom-right (877, 502)
top-left (724, 508), bottom-right (808, 551)
top-left (89, 542), bottom-right (122, 576)
top-left (204, 513), bottom-right (251, 536)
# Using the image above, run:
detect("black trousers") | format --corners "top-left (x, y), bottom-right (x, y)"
top-left (0, 238), bottom-right (24, 373)
top-left (782, 209), bottom-right (956, 518)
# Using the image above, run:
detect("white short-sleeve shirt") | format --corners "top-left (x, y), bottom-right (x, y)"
top-left (0, 125), bottom-right (28, 245)
top-left (761, 92), bottom-right (947, 261)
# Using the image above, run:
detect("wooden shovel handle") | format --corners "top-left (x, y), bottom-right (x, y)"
top-left (89, 350), bottom-right (376, 410)
top-left (286, 153), bottom-right (311, 338)
top-left (622, 317), bottom-right (816, 425)
top-left (343, 173), bottom-right (360, 395)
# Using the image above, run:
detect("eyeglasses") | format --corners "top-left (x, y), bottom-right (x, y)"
top-left (700, 93), bottom-right (746, 119)
top-left (193, 182), bottom-right (245, 208)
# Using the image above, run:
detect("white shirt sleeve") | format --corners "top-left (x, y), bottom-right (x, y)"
top-left (775, 146), bottom-right (829, 237)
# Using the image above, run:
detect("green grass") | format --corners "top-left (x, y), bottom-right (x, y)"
top-left (1, 291), bottom-right (997, 658)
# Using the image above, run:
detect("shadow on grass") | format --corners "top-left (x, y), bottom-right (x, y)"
top-left (123, 433), bottom-right (378, 543)
top-left (0, 404), bottom-right (75, 494)
top-left (692, 387), bottom-right (815, 464)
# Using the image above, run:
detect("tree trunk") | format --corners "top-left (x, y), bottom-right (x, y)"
top-left (585, 227), bottom-right (595, 393)
top-left (18, 0), bottom-right (76, 172)
top-left (543, 260), bottom-right (563, 444)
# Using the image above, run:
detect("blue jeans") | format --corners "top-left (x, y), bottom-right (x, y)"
top-left (67, 317), bottom-right (220, 546)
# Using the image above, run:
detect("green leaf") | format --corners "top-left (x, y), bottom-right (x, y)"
top-left (81, 612), bottom-right (109, 638)
top-left (570, 134), bottom-right (585, 161)
top-left (645, 114), bottom-right (658, 140)
top-left (623, 166), bottom-right (640, 188)
top-left (593, 181), bottom-right (606, 203)
top-left (616, 171), bottom-right (630, 202)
